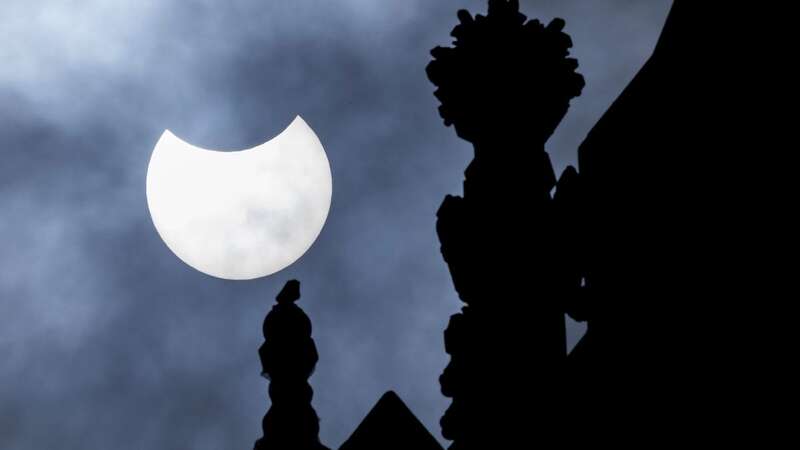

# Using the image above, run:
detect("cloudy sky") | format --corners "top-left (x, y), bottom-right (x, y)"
top-left (1, 1), bottom-right (671, 448)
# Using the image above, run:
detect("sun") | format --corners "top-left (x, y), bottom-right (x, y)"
top-left (145, 116), bottom-right (332, 280)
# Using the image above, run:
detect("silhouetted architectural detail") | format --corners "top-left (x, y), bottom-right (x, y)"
top-left (427, 0), bottom-right (759, 443)
top-left (427, 0), bottom-right (584, 447)
top-left (339, 391), bottom-right (443, 450)
top-left (254, 280), bottom-right (329, 450)
top-left (561, 1), bottom-right (740, 440)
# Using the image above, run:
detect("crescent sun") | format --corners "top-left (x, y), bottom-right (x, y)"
top-left (146, 115), bottom-right (332, 280)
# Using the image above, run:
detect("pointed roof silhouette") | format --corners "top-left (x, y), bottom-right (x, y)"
top-left (339, 391), bottom-right (443, 450)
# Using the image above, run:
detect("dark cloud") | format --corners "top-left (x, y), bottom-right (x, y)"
top-left (0, 1), bottom-right (671, 448)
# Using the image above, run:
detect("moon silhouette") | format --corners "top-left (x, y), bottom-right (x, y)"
top-left (146, 116), bottom-right (332, 280)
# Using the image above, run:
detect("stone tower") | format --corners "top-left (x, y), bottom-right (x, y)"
top-left (254, 280), bottom-right (329, 450)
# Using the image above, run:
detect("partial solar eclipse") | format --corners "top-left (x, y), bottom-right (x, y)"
top-left (146, 116), bottom-right (332, 280)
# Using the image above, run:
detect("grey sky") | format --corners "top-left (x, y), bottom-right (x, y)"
top-left (1, 1), bottom-right (671, 448)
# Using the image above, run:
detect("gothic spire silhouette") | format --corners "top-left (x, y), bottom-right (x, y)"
top-left (427, 0), bottom-right (759, 444)
top-left (427, 0), bottom-right (584, 447)
top-left (253, 280), bottom-right (329, 450)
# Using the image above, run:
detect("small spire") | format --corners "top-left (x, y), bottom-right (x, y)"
top-left (276, 279), bottom-right (301, 304)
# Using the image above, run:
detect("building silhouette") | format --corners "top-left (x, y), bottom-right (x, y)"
top-left (339, 391), bottom-right (443, 450)
top-left (251, 0), bottom-right (767, 447)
